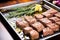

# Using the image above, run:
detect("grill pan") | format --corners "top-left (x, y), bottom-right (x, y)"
top-left (0, 1), bottom-right (60, 40)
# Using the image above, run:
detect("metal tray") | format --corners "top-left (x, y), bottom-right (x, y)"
top-left (0, 1), bottom-right (60, 40)
top-left (43, 0), bottom-right (60, 12)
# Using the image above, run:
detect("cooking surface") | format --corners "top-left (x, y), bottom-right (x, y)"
top-left (0, 0), bottom-right (59, 38)
top-left (0, 5), bottom-right (59, 39)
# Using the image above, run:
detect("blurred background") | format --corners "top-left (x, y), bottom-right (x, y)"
top-left (0, 0), bottom-right (33, 7)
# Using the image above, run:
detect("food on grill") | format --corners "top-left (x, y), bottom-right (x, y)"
top-left (49, 17), bottom-right (60, 22)
top-left (15, 11), bottom-right (60, 39)
top-left (31, 22), bottom-right (44, 32)
top-left (23, 27), bottom-right (33, 34)
top-left (42, 12), bottom-right (52, 18)
top-left (54, 12), bottom-right (60, 18)
top-left (34, 14), bottom-right (44, 19)
top-left (3, 3), bottom-right (60, 40)
top-left (43, 27), bottom-right (54, 36)
top-left (42, 8), bottom-right (57, 18)
top-left (24, 16), bottom-right (37, 24)
top-left (29, 30), bottom-right (39, 40)
top-left (49, 17), bottom-right (60, 25)
top-left (47, 23), bottom-right (59, 31)
top-left (7, 4), bottom-right (43, 18)
top-left (56, 21), bottom-right (60, 25)
top-left (6, 4), bottom-right (36, 18)
top-left (16, 18), bottom-right (29, 29)
top-left (39, 18), bottom-right (52, 24)
top-left (48, 8), bottom-right (58, 15)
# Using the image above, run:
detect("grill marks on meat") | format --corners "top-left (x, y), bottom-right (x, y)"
top-left (31, 22), bottom-right (45, 32)
top-left (49, 17), bottom-right (60, 25)
top-left (29, 30), bottom-right (39, 40)
top-left (16, 9), bottom-right (60, 39)
top-left (16, 17), bottom-right (39, 40)
top-left (43, 27), bottom-right (54, 36)
top-left (54, 12), bottom-right (60, 18)
top-left (23, 27), bottom-right (33, 34)
top-left (42, 8), bottom-right (58, 18)
top-left (42, 12), bottom-right (53, 18)
top-left (34, 14), bottom-right (44, 19)
top-left (24, 16), bottom-right (37, 24)
top-left (47, 8), bottom-right (58, 15)
top-left (47, 23), bottom-right (59, 31)
top-left (39, 18), bottom-right (59, 32)
top-left (39, 18), bottom-right (52, 24)
top-left (23, 27), bottom-right (39, 40)
top-left (16, 18), bottom-right (29, 29)
top-left (49, 17), bottom-right (60, 22)
top-left (56, 21), bottom-right (60, 25)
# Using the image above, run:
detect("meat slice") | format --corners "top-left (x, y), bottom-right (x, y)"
top-left (31, 22), bottom-right (44, 32)
top-left (23, 27), bottom-right (33, 34)
top-left (42, 8), bottom-right (58, 18)
top-left (39, 18), bottom-right (52, 24)
top-left (43, 27), bottom-right (54, 36)
top-left (55, 12), bottom-right (60, 18)
top-left (49, 17), bottom-right (60, 22)
top-left (42, 12), bottom-right (53, 18)
top-left (49, 17), bottom-right (60, 25)
top-left (48, 8), bottom-right (58, 15)
top-left (24, 16), bottom-right (37, 24)
top-left (55, 21), bottom-right (60, 29)
top-left (34, 14), bottom-right (43, 19)
top-left (47, 23), bottom-right (59, 31)
top-left (16, 18), bottom-right (29, 29)
top-left (29, 30), bottom-right (39, 40)
top-left (56, 21), bottom-right (60, 25)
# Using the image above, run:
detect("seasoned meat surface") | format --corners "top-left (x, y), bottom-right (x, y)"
top-left (39, 18), bottom-right (52, 24)
top-left (23, 27), bottom-right (33, 34)
top-left (42, 8), bottom-right (58, 18)
top-left (16, 18), bottom-right (29, 29)
top-left (42, 12), bottom-right (53, 18)
top-left (48, 8), bottom-right (58, 15)
top-left (29, 30), bottom-right (39, 40)
top-left (56, 21), bottom-right (60, 25)
top-left (24, 16), bottom-right (37, 24)
top-left (31, 22), bottom-right (44, 32)
top-left (49, 17), bottom-right (60, 22)
top-left (47, 23), bottom-right (59, 31)
top-left (55, 12), bottom-right (60, 18)
top-left (34, 14), bottom-right (43, 19)
top-left (43, 27), bottom-right (54, 36)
